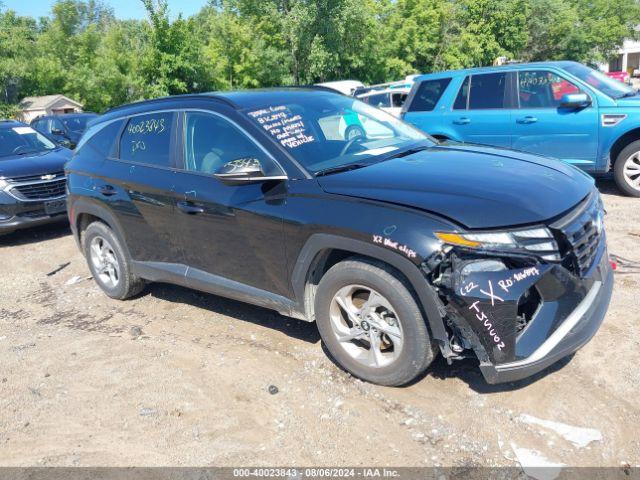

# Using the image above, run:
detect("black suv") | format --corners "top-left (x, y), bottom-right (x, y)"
top-left (0, 120), bottom-right (71, 234)
top-left (31, 113), bottom-right (98, 149)
top-left (65, 90), bottom-right (613, 386)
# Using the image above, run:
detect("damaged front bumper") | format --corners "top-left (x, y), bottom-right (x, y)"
top-left (436, 240), bottom-right (613, 384)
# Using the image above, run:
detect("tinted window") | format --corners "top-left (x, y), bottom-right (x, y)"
top-left (183, 112), bottom-right (278, 176)
top-left (61, 115), bottom-right (98, 133)
top-left (78, 120), bottom-right (124, 158)
top-left (453, 76), bottom-right (470, 110)
top-left (391, 93), bottom-right (407, 108)
top-left (469, 73), bottom-right (507, 109)
top-left (119, 112), bottom-right (174, 167)
top-left (518, 71), bottom-right (581, 108)
top-left (366, 93), bottom-right (391, 108)
top-left (409, 78), bottom-right (451, 112)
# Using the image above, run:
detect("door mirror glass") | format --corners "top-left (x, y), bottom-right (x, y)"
top-left (560, 92), bottom-right (591, 109)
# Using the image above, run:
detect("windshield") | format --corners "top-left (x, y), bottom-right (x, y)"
top-left (0, 126), bottom-right (57, 158)
top-left (562, 63), bottom-right (636, 99)
top-left (61, 115), bottom-right (97, 133)
top-left (243, 94), bottom-right (432, 174)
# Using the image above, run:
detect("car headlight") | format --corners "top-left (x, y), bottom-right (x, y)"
top-left (435, 226), bottom-right (561, 261)
top-left (0, 178), bottom-right (8, 190)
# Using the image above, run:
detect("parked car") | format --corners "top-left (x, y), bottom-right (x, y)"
top-left (358, 87), bottom-right (411, 117)
top-left (315, 80), bottom-right (364, 96)
top-left (66, 89), bottom-right (612, 386)
top-left (605, 70), bottom-right (630, 84)
top-left (0, 120), bottom-right (71, 234)
top-left (31, 112), bottom-right (98, 149)
top-left (402, 61), bottom-right (640, 196)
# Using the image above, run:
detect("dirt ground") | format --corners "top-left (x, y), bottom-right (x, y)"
top-left (0, 177), bottom-right (638, 469)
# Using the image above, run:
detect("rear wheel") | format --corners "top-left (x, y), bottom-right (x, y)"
top-left (82, 222), bottom-right (145, 299)
top-left (315, 258), bottom-right (437, 386)
top-left (614, 141), bottom-right (640, 197)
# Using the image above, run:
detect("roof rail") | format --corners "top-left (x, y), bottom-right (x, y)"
top-left (103, 93), bottom-right (237, 115)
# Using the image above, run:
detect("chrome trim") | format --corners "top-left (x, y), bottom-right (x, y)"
top-left (496, 279), bottom-right (602, 370)
top-left (3, 176), bottom-right (67, 202)
top-left (601, 113), bottom-right (627, 127)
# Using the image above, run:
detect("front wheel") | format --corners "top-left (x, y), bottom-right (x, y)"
top-left (314, 258), bottom-right (437, 386)
top-left (614, 141), bottom-right (640, 197)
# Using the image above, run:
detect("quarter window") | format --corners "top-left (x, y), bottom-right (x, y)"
top-left (468, 73), bottom-right (508, 110)
top-left (518, 71), bottom-right (582, 108)
top-left (408, 78), bottom-right (451, 112)
top-left (119, 112), bottom-right (175, 167)
top-left (182, 112), bottom-right (278, 176)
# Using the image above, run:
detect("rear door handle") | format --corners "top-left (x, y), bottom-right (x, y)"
top-left (177, 201), bottom-right (205, 215)
top-left (96, 184), bottom-right (116, 197)
top-left (516, 116), bottom-right (538, 124)
top-left (453, 117), bottom-right (471, 125)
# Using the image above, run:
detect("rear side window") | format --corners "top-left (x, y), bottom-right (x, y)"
top-left (453, 77), bottom-right (470, 110)
top-left (408, 78), bottom-right (451, 112)
top-left (75, 120), bottom-right (124, 159)
top-left (468, 73), bottom-right (508, 109)
top-left (365, 93), bottom-right (391, 108)
top-left (119, 112), bottom-right (175, 167)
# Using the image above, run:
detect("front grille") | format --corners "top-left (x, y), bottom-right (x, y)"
top-left (9, 178), bottom-right (66, 201)
top-left (551, 193), bottom-right (603, 277)
top-left (7, 171), bottom-right (65, 183)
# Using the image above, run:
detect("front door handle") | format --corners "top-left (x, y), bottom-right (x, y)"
top-left (453, 117), bottom-right (471, 125)
top-left (96, 184), bottom-right (116, 197)
top-left (516, 116), bottom-right (538, 124)
top-left (177, 201), bottom-right (205, 215)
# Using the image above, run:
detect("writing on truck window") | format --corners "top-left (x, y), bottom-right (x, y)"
top-left (248, 106), bottom-right (315, 149)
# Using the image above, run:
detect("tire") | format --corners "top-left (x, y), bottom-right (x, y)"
top-left (344, 125), bottom-right (365, 141)
top-left (614, 140), bottom-right (640, 197)
top-left (314, 257), bottom-right (437, 386)
top-left (82, 221), bottom-right (145, 300)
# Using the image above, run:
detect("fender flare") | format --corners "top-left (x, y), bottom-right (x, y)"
top-left (291, 233), bottom-right (448, 345)
top-left (69, 198), bottom-right (131, 257)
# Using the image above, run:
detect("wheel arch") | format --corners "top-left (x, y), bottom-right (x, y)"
top-left (291, 233), bottom-right (449, 347)
top-left (609, 127), bottom-right (640, 167)
top-left (70, 199), bottom-right (131, 257)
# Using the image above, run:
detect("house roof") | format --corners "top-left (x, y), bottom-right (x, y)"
top-left (19, 94), bottom-right (83, 111)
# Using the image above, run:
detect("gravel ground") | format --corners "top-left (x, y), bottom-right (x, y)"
top-left (0, 177), bottom-right (638, 469)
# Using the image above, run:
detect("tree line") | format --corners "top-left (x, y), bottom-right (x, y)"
top-left (1, 0), bottom-right (639, 115)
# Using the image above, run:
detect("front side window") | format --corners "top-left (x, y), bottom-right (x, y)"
top-left (392, 93), bottom-right (408, 108)
top-left (244, 93), bottom-right (431, 174)
top-left (408, 78), bottom-right (451, 112)
top-left (468, 73), bottom-right (508, 109)
top-left (61, 115), bottom-right (98, 133)
top-left (0, 125), bottom-right (57, 158)
top-left (76, 120), bottom-right (124, 158)
top-left (182, 111), bottom-right (279, 176)
top-left (518, 71), bottom-right (582, 108)
top-left (119, 112), bottom-right (175, 167)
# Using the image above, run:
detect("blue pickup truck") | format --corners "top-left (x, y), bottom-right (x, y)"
top-left (401, 61), bottom-right (640, 196)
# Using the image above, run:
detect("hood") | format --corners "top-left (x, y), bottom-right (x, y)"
top-left (317, 144), bottom-right (594, 229)
top-left (614, 94), bottom-right (640, 107)
top-left (0, 148), bottom-right (72, 179)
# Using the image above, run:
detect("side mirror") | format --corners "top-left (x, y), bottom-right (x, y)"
top-left (214, 157), bottom-right (287, 185)
top-left (560, 93), bottom-right (591, 109)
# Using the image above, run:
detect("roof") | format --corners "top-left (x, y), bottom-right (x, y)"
top-left (414, 61), bottom-right (579, 81)
top-left (357, 86), bottom-right (411, 97)
top-left (19, 94), bottom-right (83, 111)
top-left (0, 120), bottom-right (26, 129)
top-left (102, 88), bottom-right (341, 119)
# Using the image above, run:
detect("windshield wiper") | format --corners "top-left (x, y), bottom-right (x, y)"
top-left (315, 163), bottom-right (369, 177)
top-left (382, 144), bottom-right (431, 160)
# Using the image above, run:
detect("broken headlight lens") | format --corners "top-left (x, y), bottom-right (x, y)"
top-left (435, 227), bottom-right (561, 261)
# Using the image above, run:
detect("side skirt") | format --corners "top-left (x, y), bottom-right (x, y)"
top-left (132, 261), bottom-right (303, 319)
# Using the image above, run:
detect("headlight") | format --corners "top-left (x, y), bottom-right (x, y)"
top-left (0, 178), bottom-right (8, 190)
top-left (435, 226), bottom-right (561, 261)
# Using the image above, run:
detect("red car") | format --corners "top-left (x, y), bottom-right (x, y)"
top-left (605, 70), bottom-right (630, 84)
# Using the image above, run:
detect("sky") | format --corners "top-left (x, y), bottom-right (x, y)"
top-left (1, 0), bottom-right (208, 20)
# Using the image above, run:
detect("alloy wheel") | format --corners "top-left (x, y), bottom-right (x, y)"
top-left (623, 152), bottom-right (640, 191)
top-left (329, 284), bottom-right (403, 368)
top-left (89, 235), bottom-right (120, 288)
